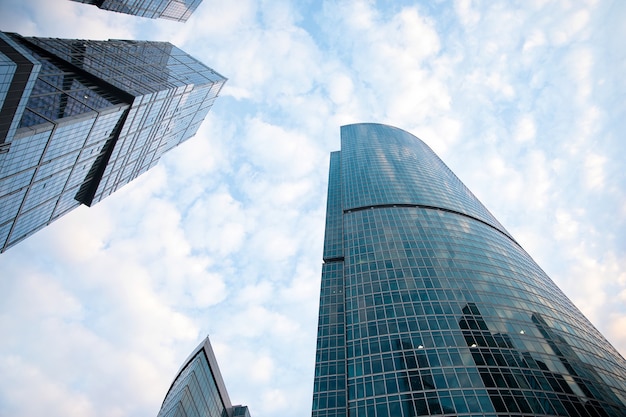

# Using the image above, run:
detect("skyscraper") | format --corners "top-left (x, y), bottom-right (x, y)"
top-left (0, 32), bottom-right (226, 252)
top-left (312, 123), bottom-right (626, 416)
top-left (70, 0), bottom-right (203, 22)
top-left (157, 336), bottom-right (251, 417)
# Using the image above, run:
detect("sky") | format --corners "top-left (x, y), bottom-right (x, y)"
top-left (0, 0), bottom-right (625, 416)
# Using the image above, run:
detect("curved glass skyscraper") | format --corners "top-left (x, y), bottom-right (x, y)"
top-left (312, 123), bottom-right (626, 416)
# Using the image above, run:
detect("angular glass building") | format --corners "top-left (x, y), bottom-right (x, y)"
top-left (312, 123), bottom-right (626, 416)
top-left (157, 336), bottom-right (251, 417)
top-left (70, 0), bottom-right (203, 22)
top-left (0, 32), bottom-right (226, 252)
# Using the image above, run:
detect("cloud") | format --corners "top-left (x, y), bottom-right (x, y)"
top-left (183, 188), bottom-right (247, 255)
top-left (0, 356), bottom-right (96, 417)
top-left (549, 8), bottom-right (591, 45)
top-left (454, 0), bottom-right (481, 28)
top-left (219, 305), bottom-right (301, 340)
top-left (584, 152), bottom-right (607, 190)
top-left (0, 0), bottom-right (138, 39)
top-left (327, 73), bottom-right (354, 106)
top-left (513, 115), bottom-right (536, 144)
top-left (242, 118), bottom-right (325, 178)
top-left (259, 389), bottom-right (288, 414)
top-left (608, 314), bottom-right (626, 356)
top-left (250, 355), bottom-right (275, 383)
top-left (554, 209), bottom-right (581, 241)
top-left (522, 29), bottom-right (547, 52)
top-left (160, 0), bottom-right (323, 105)
top-left (0, 272), bottom-right (83, 321)
top-left (322, 3), bottom-right (448, 123)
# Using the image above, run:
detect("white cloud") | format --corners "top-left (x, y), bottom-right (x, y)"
top-left (1, 273), bottom-right (83, 320)
top-left (319, 2), bottom-right (451, 128)
top-left (0, 0), bottom-right (138, 39)
top-left (166, 1), bottom-right (322, 104)
top-left (183, 188), bottom-right (247, 255)
top-left (454, 0), bottom-right (481, 28)
top-left (327, 73), bottom-right (354, 106)
top-left (584, 152), bottom-right (607, 190)
top-left (608, 315), bottom-right (626, 357)
top-left (0, 356), bottom-right (96, 417)
top-left (259, 388), bottom-right (288, 414)
top-left (554, 209), bottom-right (580, 241)
top-left (523, 150), bottom-right (552, 210)
top-left (522, 29), bottom-right (547, 52)
top-left (250, 355), bottom-right (275, 383)
top-left (418, 116), bottom-right (462, 156)
top-left (242, 118), bottom-right (325, 178)
top-left (549, 8), bottom-right (591, 45)
top-left (220, 305), bottom-right (301, 340)
top-left (513, 115), bottom-right (536, 143)
top-left (238, 281), bottom-right (275, 305)
top-left (567, 47), bottom-right (594, 103)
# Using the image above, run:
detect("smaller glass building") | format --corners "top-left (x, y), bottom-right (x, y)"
top-left (157, 336), bottom-right (251, 417)
top-left (70, 0), bottom-right (203, 22)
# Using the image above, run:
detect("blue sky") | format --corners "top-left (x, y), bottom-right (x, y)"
top-left (0, 1), bottom-right (625, 416)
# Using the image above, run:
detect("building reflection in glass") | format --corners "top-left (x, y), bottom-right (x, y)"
top-left (460, 303), bottom-right (622, 416)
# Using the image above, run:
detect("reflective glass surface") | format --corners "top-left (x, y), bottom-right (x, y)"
top-left (0, 51), bottom-right (15, 108)
top-left (158, 350), bottom-right (229, 417)
top-left (312, 123), bottom-right (626, 416)
top-left (70, 0), bottom-right (204, 22)
top-left (0, 32), bottom-right (225, 252)
top-left (232, 406), bottom-right (251, 417)
top-left (157, 337), bottom-right (251, 417)
top-left (14, 46), bottom-right (122, 128)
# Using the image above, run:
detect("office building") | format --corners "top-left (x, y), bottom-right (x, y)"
top-left (70, 0), bottom-right (203, 22)
top-left (157, 336), bottom-right (251, 417)
top-left (0, 32), bottom-right (226, 252)
top-left (312, 123), bottom-right (626, 416)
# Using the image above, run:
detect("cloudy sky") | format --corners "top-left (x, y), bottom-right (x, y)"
top-left (0, 0), bottom-right (625, 416)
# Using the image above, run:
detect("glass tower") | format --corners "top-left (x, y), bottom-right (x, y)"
top-left (157, 336), bottom-right (251, 417)
top-left (0, 32), bottom-right (226, 252)
top-left (70, 0), bottom-right (203, 22)
top-left (312, 123), bottom-right (626, 416)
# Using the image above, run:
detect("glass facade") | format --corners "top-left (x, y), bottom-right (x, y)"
top-left (0, 32), bottom-right (226, 252)
top-left (70, 0), bottom-right (203, 22)
top-left (312, 123), bottom-right (626, 416)
top-left (157, 336), bottom-right (251, 417)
